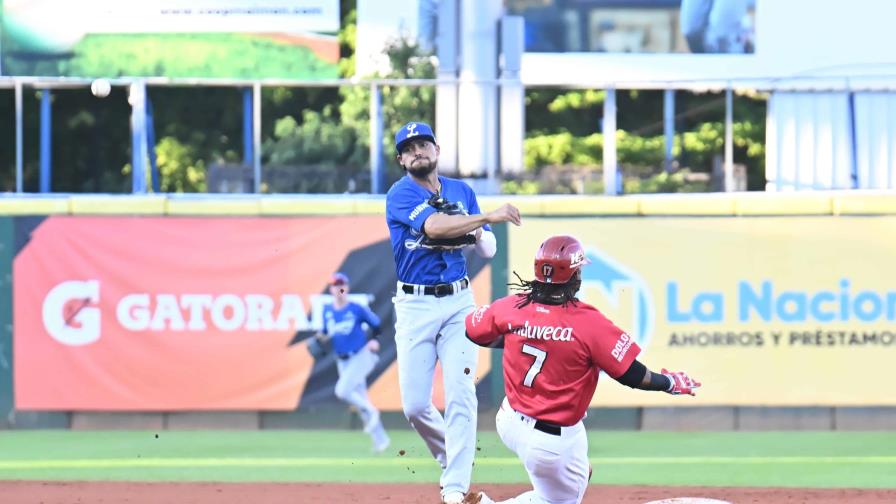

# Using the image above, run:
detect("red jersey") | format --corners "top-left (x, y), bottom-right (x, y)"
top-left (465, 294), bottom-right (640, 426)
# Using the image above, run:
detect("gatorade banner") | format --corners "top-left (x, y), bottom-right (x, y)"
top-left (509, 217), bottom-right (896, 406)
top-left (13, 216), bottom-right (387, 411)
top-left (12, 215), bottom-right (494, 411)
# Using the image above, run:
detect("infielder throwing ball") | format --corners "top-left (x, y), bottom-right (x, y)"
top-left (316, 272), bottom-right (390, 453)
top-left (464, 235), bottom-right (701, 504)
top-left (386, 121), bottom-right (522, 504)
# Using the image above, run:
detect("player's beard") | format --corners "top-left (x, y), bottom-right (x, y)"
top-left (405, 158), bottom-right (437, 179)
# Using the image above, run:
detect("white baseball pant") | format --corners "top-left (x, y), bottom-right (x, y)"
top-left (335, 347), bottom-right (388, 448)
top-left (494, 398), bottom-right (590, 504)
top-left (393, 284), bottom-right (478, 498)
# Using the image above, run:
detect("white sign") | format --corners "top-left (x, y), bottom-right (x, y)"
top-left (2, 0), bottom-right (339, 52)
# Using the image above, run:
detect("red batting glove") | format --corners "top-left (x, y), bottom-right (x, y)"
top-left (661, 369), bottom-right (701, 396)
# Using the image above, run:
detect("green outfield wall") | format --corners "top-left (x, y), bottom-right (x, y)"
top-left (2, 192), bottom-right (895, 431)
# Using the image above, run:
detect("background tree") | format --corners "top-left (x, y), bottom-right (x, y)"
top-left (0, 0), bottom-right (766, 194)
top-left (520, 88), bottom-right (766, 193)
top-left (262, 8), bottom-right (436, 192)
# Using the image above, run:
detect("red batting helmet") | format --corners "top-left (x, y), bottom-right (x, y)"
top-left (534, 235), bottom-right (590, 284)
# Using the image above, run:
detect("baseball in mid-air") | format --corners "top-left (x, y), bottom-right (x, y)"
top-left (90, 79), bottom-right (111, 98)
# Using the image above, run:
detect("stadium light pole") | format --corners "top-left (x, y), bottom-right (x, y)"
top-left (664, 89), bottom-right (676, 172)
top-left (242, 87), bottom-right (253, 167)
top-left (369, 83), bottom-right (383, 194)
top-left (144, 95), bottom-right (160, 193)
top-left (435, 0), bottom-right (459, 175)
top-left (39, 89), bottom-right (52, 193)
top-left (14, 80), bottom-right (23, 193)
top-left (724, 85), bottom-right (734, 191)
top-left (602, 87), bottom-right (618, 195)
top-left (252, 82), bottom-right (262, 193)
top-left (129, 81), bottom-right (148, 193)
top-left (499, 16), bottom-right (525, 175)
top-left (458, 0), bottom-right (501, 180)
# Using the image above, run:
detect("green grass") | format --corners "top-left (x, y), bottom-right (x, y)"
top-left (0, 430), bottom-right (894, 488)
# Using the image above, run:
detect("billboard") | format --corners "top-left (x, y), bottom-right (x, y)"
top-left (510, 216), bottom-right (896, 406)
top-left (11, 216), bottom-right (494, 411)
top-left (508, 0), bottom-right (755, 54)
top-left (516, 0), bottom-right (896, 85)
top-left (13, 216), bottom-right (380, 410)
top-left (0, 0), bottom-right (340, 78)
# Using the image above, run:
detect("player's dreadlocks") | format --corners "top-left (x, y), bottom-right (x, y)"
top-left (508, 270), bottom-right (581, 309)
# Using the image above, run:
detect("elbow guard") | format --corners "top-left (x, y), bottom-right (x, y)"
top-left (474, 230), bottom-right (497, 258)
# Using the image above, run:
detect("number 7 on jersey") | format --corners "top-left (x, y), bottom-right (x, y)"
top-left (521, 343), bottom-right (547, 387)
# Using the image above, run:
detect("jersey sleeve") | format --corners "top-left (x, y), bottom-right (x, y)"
top-left (465, 184), bottom-right (491, 232)
top-left (589, 317), bottom-right (642, 379)
top-left (321, 306), bottom-right (330, 335)
top-left (358, 303), bottom-right (381, 329)
top-left (465, 302), bottom-right (502, 346)
top-left (387, 186), bottom-right (436, 233)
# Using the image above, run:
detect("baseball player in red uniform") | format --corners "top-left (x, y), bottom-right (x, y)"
top-left (463, 235), bottom-right (701, 504)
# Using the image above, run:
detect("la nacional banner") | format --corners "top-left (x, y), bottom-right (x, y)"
top-left (509, 216), bottom-right (896, 406)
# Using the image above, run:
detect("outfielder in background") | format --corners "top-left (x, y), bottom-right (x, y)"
top-left (385, 121), bottom-right (522, 504)
top-left (464, 235), bottom-right (701, 504)
top-left (315, 272), bottom-right (390, 453)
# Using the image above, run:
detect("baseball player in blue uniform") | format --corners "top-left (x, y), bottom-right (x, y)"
top-left (385, 121), bottom-right (522, 504)
top-left (317, 272), bottom-right (390, 453)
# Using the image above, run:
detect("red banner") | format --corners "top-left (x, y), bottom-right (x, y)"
top-left (14, 216), bottom-right (388, 411)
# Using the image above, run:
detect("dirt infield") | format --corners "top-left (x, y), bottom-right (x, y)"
top-left (3, 481), bottom-right (896, 503)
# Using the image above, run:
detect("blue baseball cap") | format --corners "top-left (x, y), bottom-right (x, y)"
top-left (330, 272), bottom-right (349, 286)
top-left (395, 121), bottom-right (436, 153)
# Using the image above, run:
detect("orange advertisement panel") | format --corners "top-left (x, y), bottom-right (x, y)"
top-left (13, 216), bottom-right (389, 411)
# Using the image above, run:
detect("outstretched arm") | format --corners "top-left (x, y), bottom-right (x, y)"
top-left (423, 203), bottom-right (522, 239)
top-left (464, 304), bottom-right (503, 348)
top-left (615, 360), bottom-right (701, 396)
top-left (423, 212), bottom-right (490, 239)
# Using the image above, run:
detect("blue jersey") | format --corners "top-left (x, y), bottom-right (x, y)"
top-left (322, 302), bottom-right (381, 355)
top-left (386, 175), bottom-right (488, 285)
